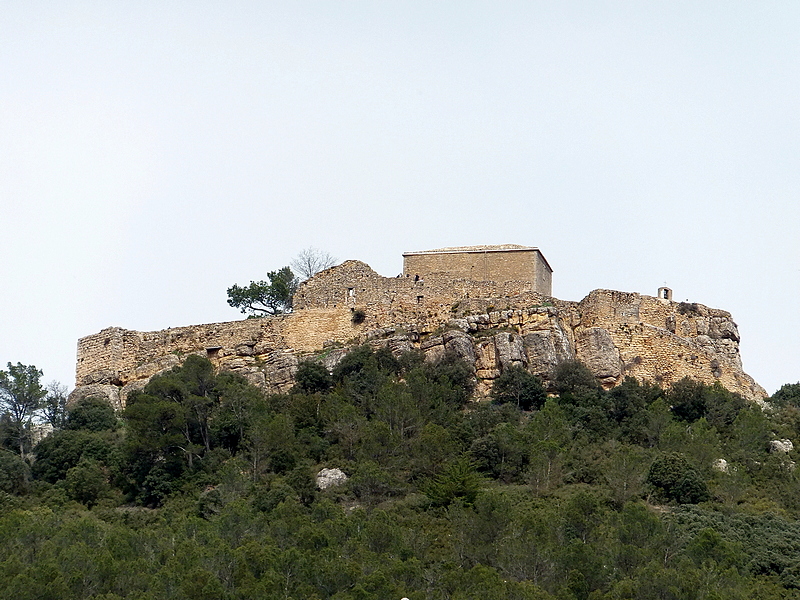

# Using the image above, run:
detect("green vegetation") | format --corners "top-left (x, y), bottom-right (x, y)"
top-left (2, 351), bottom-right (800, 599)
top-left (227, 248), bottom-right (338, 318)
top-left (490, 364), bottom-right (546, 410)
top-left (0, 363), bottom-right (48, 456)
top-left (227, 266), bottom-right (299, 317)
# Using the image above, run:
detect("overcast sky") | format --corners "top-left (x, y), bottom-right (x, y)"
top-left (1, 2), bottom-right (798, 395)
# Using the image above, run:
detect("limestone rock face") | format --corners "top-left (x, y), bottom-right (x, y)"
top-left (80, 368), bottom-right (120, 386)
top-left (69, 384), bottom-right (123, 412)
top-left (523, 331), bottom-right (573, 381)
top-left (494, 332), bottom-right (527, 370)
top-left (443, 330), bottom-right (477, 365)
top-left (575, 327), bottom-right (622, 387)
top-left (71, 283), bottom-right (768, 408)
top-left (133, 355), bottom-right (181, 381)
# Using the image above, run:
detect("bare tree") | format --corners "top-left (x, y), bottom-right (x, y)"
top-left (42, 381), bottom-right (69, 430)
top-left (291, 247), bottom-right (337, 280)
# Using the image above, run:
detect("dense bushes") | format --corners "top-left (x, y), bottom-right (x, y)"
top-left (646, 452), bottom-right (710, 504)
top-left (1, 348), bottom-right (800, 598)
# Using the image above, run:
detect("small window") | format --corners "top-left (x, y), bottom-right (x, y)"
top-left (417, 295), bottom-right (424, 304)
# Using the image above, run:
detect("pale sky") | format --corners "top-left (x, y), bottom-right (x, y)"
top-left (1, 2), bottom-right (798, 395)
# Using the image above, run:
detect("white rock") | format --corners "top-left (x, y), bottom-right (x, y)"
top-left (713, 458), bottom-right (729, 473)
top-left (316, 467), bottom-right (348, 490)
top-left (769, 439), bottom-right (794, 454)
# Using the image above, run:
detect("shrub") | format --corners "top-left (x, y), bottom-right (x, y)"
top-left (646, 452), bottom-right (709, 504)
top-left (553, 360), bottom-right (600, 395)
top-left (490, 365), bottom-right (546, 410)
top-left (66, 396), bottom-right (118, 431)
top-left (0, 450), bottom-right (30, 494)
top-left (294, 361), bottom-right (333, 394)
top-left (423, 458), bottom-right (483, 507)
top-left (772, 382), bottom-right (800, 408)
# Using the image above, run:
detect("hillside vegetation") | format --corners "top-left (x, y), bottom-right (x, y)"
top-left (2, 349), bottom-right (800, 599)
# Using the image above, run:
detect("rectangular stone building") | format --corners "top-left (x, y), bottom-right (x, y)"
top-left (402, 244), bottom-right (553, 296)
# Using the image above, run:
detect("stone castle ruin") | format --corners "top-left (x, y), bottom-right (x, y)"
top-left (72, 244), bottom-right (767, 409)
top-left (401, 244), bottom-right (552, 296)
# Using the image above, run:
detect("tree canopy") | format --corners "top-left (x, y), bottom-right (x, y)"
top-left (227, 266), bottom-right (299, 317)
top-left (0, 363), bottom-right (47, 456)
top-left (3, 348), bottom-right (800, 599)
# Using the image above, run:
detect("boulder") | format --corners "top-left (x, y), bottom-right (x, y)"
top-left (493, 332), bottom-right (526, 370)
top-left (770, 439), bottom-right (794, 454)
top-left (523, 330), bottom-right (574, 382)
top-left (443, 330), bottom-right (477, 365)
top-left (68, 384), bottom-right (122, 412)
top-left (575, 327), bottom-right (622, 387)
top-left (133, 355), bottom-right (181, 381)
top-left (317, 468), bottom-right (348, 490)
top-left (80, 368), bottom-right (120, 386)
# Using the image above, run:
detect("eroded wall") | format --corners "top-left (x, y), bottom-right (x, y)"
top-left (292, 260), bottom-right (548, 329)
top-left (73, 261), bottom-right (767, 408)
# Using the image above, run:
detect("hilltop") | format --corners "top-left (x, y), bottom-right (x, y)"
top-left (71, 250), bottom-right (766, 408)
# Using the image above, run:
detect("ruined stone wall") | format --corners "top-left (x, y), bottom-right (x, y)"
top-left (72, 260), bottom-right (768, 409)
top-left (74, 309), bottom-right (359, 409)
top-left (293, 260), bottom-right (548, 331)
top-left (570, 290), bottom-right (761, 400)
top-left (402, 248), bottom-right (552, 295)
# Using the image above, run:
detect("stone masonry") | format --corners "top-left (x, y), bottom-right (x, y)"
top-left (72, 254), bottom-right (767, 408)
top-left (402, 244), bottom-right (552, 296)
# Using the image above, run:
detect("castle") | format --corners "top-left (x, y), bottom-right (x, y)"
top-left (71, 245), bottom-right (767, 409)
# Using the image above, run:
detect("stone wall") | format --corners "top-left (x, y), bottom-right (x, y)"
top-left (73, 309), bottom-right (360, 409)
top-left (402, 245), bottom-right (552, 296)
top-left (72, 259), bottom-right (767, 408)
top-left (293, 260), bottom-right (548, 331)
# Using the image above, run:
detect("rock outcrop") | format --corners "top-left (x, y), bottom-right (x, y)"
top-left (316, 468), bottom-right (348, 490)
top-left (71, 283), bottom-right (767, 407)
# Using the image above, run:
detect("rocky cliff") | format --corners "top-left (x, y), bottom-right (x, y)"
top-left (71, 287), bottom-right (767, 409)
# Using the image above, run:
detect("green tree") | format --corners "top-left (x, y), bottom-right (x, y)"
top-left (773, 382), bottom-right (800, 407)
top-left (553, 360), bottom-right (600, 395)
top-left (646, 451), bottom-right (710, 504)
top-left (213, 371), bottom-right (263, 454)
top-left (0, 363), bottom-right (47, 456)
top-left (0, 449), bottom-right (30, 494)
top-left (424, 458), bottom-right (483, 507)
top-left (490, 365), bottom-right (546, 410)
top-left (64, 458), bottom-right (109, 507)
top-left (32, 429), bottom-right (115, 483)
top-left (227, 266), bottom-right (299, 316)
top-left (667, 377), bottom-right (708, 422)
top-left (121, 355), bottom-right (243, 503)
top-left (66, 397), bottom-right (118, 432)
top-left (293, 361), bottom-right (333, 394)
